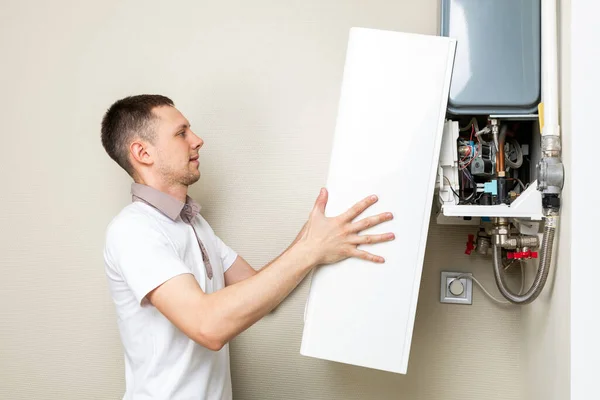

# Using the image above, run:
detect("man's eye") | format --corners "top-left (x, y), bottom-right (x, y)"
top-left (178, 131), bottom-right (186, 136)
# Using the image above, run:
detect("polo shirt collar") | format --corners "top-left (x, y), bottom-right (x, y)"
top-left (131, 183), bottom-right (201, 221)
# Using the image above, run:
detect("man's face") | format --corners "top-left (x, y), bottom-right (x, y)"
top-left (149, 106), bottom-right (204, 186)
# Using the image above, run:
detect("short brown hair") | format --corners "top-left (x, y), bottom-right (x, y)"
top-left (101, 94), bottom-right (174, 176)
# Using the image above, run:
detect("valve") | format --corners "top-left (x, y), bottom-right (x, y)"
top-left (476, 235), bottom-right (491, 256)
top-left (507, 250), bottom-right (538, 260)
top-left (465, 234), bottom-right (475, 255)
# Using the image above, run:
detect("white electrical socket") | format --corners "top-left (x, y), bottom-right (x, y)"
top-left (440, 271), bottom-right (473, 304)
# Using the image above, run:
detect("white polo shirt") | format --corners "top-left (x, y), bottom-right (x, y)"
top-left (103, 183), bottom-right (238, 400)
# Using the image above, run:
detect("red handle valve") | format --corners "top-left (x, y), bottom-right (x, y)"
top-left (507, 251), bottom-right (539, 259)
top-left (465, 234), bottom-right (475, 255)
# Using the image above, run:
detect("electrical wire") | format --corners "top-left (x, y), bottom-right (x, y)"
top-left (471, 275), bottom-right (512, 305)
top-left (443, 170), bottom-right (480, 205)
top-left (453, 274), bottom-right (510, 305)
top-left (454, 263), bottom-right (525, 306)
top-left (505, 138), bottom-right (524, 169)
top-left (515, 262), bottom-right (527, 296)
top-left (504, 260), bottom-right (526, 295)
top-left (459, 148), bottom-right (478, 169)
top-left (460, 118), bottom-right (492, 144)
top-left (475, 126), bottom-right (491, 144)
top-left (463, 167), bottom-right (476, 186)
top-left (442, 176), bottom-right (461, 202)
top-left (459, 117), bottom-right (478, 132)
top-left (460, 168), bottom-right (477, 202)
top-left (507, 177), bottom-right (527, 191)
top-left (473, 191), bottom-right (485, 203)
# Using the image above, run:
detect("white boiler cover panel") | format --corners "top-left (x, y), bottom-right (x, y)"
top-left (300, 28), bottom-right (456, 374)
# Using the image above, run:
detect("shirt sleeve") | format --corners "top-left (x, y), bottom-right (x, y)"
top-left (214, 235), bottom-right (238, 273)
top-left (105, 215), bottom-right (191, 305)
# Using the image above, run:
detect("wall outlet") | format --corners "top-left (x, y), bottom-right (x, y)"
top-left (440, 271), bottom-right (473, 304)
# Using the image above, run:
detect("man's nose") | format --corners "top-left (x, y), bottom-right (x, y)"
top-left (191, 132), bottom-right (204, 149)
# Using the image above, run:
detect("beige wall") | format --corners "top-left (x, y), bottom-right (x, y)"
top-left (522, 1), bottom-right (571, 399)
top-left (0, 1), bottom-right (533, 399)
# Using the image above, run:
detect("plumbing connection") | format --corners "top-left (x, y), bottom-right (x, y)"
top-left (490, 0), bottom-right (564, 304)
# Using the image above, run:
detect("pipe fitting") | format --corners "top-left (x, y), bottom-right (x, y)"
top-left (541, 136), bottom-right (561, 157)
top-left (491, 119), bottom-right (500, 153)
top-left (502, 235), bottom-right (540, 250)
top-left (492, 216), bottom-right (556, 305)
top-left (477, 236), bottom-right (491, 255)
top-left (492, 218), bottom-right (510, 246)
top-left (537, 156), bottom-right (564, 194)
top-left (491, 119), bottom-right (499, 133)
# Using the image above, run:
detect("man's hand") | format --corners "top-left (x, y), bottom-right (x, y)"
top-left (297, 188), bottom-right (395, 266)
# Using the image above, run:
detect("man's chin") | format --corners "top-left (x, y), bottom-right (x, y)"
top-left (183, 172), bottom-right (201, 186)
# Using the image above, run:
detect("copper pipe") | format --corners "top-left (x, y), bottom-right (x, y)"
top-left (496, 125), bottom-right (507, 174)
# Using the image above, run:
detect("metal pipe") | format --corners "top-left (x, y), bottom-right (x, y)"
top-left (491, 0), bottom-right (563, 305)
top-left (541, 0), bottom-right (560, 138)
top-left (492, 216), bottom-right (557, 304)
top-left (496, 125), bottom-right (506, 174)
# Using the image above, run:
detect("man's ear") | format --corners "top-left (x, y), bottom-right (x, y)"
top-left (130, 140), bottom-right (153, 167)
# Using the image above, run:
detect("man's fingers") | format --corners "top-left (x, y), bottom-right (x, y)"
top-left (341, 195), bottom-right (379, 222)
top-left (349, 212), bottom-right (394, 233)
top-left (350, 232), bottom-right (395, 245)
top-left (351, 249), bottom-right (385, 263)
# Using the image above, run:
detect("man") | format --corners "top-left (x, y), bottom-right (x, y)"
top-left (101, 94), bottom-right (395, 399)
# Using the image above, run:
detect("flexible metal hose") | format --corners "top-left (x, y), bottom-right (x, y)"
top-left (492, 215), bottom-right (557, 304)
